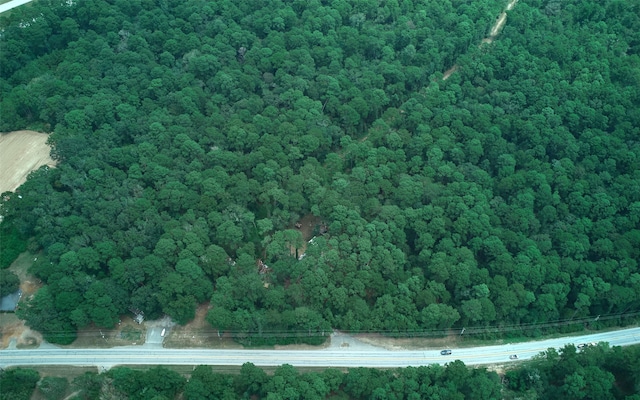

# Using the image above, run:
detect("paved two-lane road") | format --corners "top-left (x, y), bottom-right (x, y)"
top-left (0, 0), bottom-right (35, 14)
top-left (2, 327), bottom-right (639, 369)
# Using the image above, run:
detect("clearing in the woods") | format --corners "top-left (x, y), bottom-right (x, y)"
top-left (0, 130), bottom-right (56, 194)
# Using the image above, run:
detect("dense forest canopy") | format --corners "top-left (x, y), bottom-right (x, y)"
top-left (0, 0), bottom-right (639, 344)
top-left (2, 344), bottom-right (640, 399)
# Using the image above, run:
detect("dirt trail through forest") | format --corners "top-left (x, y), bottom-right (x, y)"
top-left (486, 0), bottom-right (519, 42)
top-left (444, 0), bottom-right (519, 79)
top-left (0, 130), bottom-right (56, 194)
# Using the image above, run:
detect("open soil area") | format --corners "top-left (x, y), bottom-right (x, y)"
top-left (0, 130), bottom-right (56, 194)
top-left (353, 332), bottom-right (473, 350)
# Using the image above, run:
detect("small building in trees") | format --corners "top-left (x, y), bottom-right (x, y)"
top-left (129, 307), bottom-right (145, 324)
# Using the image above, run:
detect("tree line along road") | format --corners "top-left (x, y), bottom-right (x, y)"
top-left (1, 327), bottom-right (639, 369)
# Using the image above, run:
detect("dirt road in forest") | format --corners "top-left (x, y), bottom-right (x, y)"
top-left (0, 131), bottom-right (56, 194)
top-left (443, 0), bottom-right (519, 79)
top-left (485, 0), bottom-right (519, 43)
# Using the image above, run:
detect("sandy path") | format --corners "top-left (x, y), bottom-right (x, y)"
top-left (0, 130), bottom-right (56, 193)
top-left (442, 65), bottom-right (459, 80)
top-left (444, 0), bottom-right (519, 79)
top-left (487, 0), bottom-right (518, 41)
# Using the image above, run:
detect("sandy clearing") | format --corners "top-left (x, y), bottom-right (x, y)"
top-left (0, 130), bottom-right (56, 194)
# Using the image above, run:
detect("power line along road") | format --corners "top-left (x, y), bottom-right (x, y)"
top-left (1, 327), bottom-right (639, 369)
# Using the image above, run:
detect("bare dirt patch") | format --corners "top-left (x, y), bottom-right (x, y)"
top-left (273, 339), bottom-right (331, 350)
top-left (352, 331), bottom-right (512, 351)
top-left (353, 332), bottom-right (464, 350)
top-left (0, 313), bottom-right (44, 349)
top-left (0, 130), bottom-right (56, 194)
top-left (0, 313), bottom-right (21, 348)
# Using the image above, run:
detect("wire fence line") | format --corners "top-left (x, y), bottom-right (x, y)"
top-left (30, 310), bottom-right (640, 339)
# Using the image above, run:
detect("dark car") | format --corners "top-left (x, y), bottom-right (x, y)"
top-left (440, 349), bottom-right (452, 355)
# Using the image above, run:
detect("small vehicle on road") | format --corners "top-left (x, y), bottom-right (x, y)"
top-left (440, 349), bottom-right (452, 355)
top-left (577, 342), bottom-right (597, 349)
top-left (509, 354), bottom-right (518, 360)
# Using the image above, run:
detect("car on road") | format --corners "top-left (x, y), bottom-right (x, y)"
top-left (577, 342), bottom-right (597, 349)
top-left (440, 349), bottom-right (452, 355)
top-left (509, 354), bottom-right (518, 359)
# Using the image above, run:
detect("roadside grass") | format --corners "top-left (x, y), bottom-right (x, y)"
top-left (65, 317), bottom-right (146, 348)
top-left (120, 325), bottom-right (142, 341)
top-left (30, 366), bottom-right (98, 383)
top-left (163, 330), bottom-right (244, 350)
top-left (355, 321), bottom-right (640, 350)
top-left (119, 364), bottom-right (344, 376)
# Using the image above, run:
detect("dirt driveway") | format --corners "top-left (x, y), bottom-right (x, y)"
top-left (0, 130), bottom-right (56, 194)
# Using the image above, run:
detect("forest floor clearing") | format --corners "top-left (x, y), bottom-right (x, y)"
top-left (0, 130), bottom-right (56, 194)
top-left (290, 213), bottom-right (322, 257)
